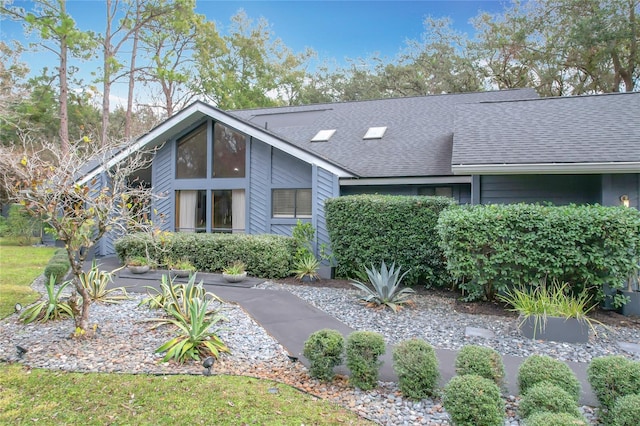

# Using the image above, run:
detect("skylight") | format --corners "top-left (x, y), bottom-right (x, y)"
top-left (363, 126), bottom-right (387, 140)
top-left (311, 129), bottom-right (336, 142)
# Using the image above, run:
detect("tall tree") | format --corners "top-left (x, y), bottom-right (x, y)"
top-left (1, 0), bottom-right (95, 154)
top-left (0, 40), bottom-right (29, 137)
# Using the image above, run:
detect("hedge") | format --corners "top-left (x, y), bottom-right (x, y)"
top-left (436, 203), bottom-right (640, 301)
top-left (325, 195), bottom-right (457, 286)
top-left (114, 232), bottom-right (296, 279)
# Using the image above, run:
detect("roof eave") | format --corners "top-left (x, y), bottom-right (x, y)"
top-left (451, 162), bottom-right (640, 175)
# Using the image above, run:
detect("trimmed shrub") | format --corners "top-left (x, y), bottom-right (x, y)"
top-left (518, 355), bottom-right (581, 402)
top-left (345, 331), bottom-right (385, 390)
top-left (325, 195), bottom-right (456, 286)
top-left (437, 204), bottom-right (640, 301)
top-left (5, 203), bottom-right (39, 244)
top-left (518, 382), bottom-right (582, 419)
top-left (393, 338), bottom-right (440, 399)
top-left (611, 394), bottom-right (640, 426)
top-left (302, 329), bottom-right (344, 382)
top-left (587, 356), bottom-right (640, 419)
top-left (455, 345), bottom-right (505, 386)
top-left (44, 261), bottom-right (70, 284)
top-left (115, 232), bottom-right (296, 279)
top-left (443, 374), bottom-right (504, 426)
top-left (523, 412), bottom-right (588, 426)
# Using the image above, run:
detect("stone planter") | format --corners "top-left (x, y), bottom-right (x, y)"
top-left (518, 315), bottom-right (590, 343)
top-left (127, 265), bottom-right (150, 274)
top-left (222, 272), bottom-right (247, 283)
top-left (620, 290), bottom-right (640, 316)
top-left (318, 265), bottom-right (335, 280)
top-left (171, 269), bottom-right (192, 278)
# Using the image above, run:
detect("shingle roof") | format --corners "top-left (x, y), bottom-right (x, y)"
top-left (231, 89), bottom-right (538, 178)
top-left (452, 92), bottom-right (640, 171)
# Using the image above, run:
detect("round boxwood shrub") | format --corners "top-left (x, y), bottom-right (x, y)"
top-left (303, 329), bottom-right (344, 381)
top-left (345, 331), bottom-right (386, 390)
top-left (523, 411), bottom-right (587, 426)
top-left (518, 355), bottom-right (581, 402)
top-left (393, 338), bottom-right (440, 399)
top-left (44, 261), bottom-right (70, 284)
top-left (455, 345), bottom-right (505, 386)
top-left (443, 374), bottom-right (504, 426)
top-left (611, 394), bottom-right (640, 426)
top-left (518, 381), bottom-right (582, 419)
top-left (587, 356), bottom-right (640, 415)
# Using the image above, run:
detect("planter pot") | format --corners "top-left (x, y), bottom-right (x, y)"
top-left (518, 315), bottom-right (590, 343)
top-left (301, 275), bottom-right (318, 283)
top-left (600, 283), bottom-right (619, 311)
top-left (620, 290), bottom-right (640, 316)
top-left (171, 269), bottom-right (192, 278)
top-left (318, 265), bottom-right (336, 280)
top-left (222, 272), bottom-right (247, 283)
top-left (128, 265), bottom-right (150, 274)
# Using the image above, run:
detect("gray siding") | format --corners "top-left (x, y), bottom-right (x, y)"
top-left (314, 166), bottom-right (339, 256)
top-left (601, 174), bottom-right (640, 208)
top-left (479, 175), bottom-right (601, 205)
top-left (249, 139), bottom-right (270, 234)
top-left (271, 149), bottom-right (312, 186)
top-left (153, 142), bottom-right (173, 231)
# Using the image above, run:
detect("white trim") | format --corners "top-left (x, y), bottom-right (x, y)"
top-left (452, 162), bottom-right (640, 175)
top-left (78, 102), bottom-right (353, 185)
top-left (340, 175), bottom-right (472, 186)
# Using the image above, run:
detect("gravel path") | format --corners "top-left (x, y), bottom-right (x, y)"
top-left (2, 276), bottom-right (639, 425)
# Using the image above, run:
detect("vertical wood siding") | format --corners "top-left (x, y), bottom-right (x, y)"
top-left (314, 167), bottom-right (339, 255)
top-left (480, 175), bottom-right (601, 205)
top-left (271, 149), bottom-right (312, 185)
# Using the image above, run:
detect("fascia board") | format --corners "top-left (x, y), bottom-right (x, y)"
top-left (452, 162), bottom-right (640, 175)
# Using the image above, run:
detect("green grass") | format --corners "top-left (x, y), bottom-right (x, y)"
top-left (0, 237), bottom-right (57, 319)
top-left (0, 364), bottom-right (370, 425)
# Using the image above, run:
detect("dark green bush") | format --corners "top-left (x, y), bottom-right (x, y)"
top-left (587, 356), bottom-right (640, 421)
top-left (518, 382), bottom-right (582, 419)
top-left (523, 412), bottom-right (588, 426)
top-left (6, 203), bottom-right (39, 244)
top-left (443, 374), bottom-right (504, 426)
top-left (518, 355), bottom-right (581, 402)
top-left (392, 339), bottom-right (440, 399)
top-left (44, 261), bottom-right (70, 284)
top-left (437, 204), bottom-right (640, 301)
top-left (115, 232), bottom-right (296, 279)
top-left (345, 331), bottom-right (385, 390)
top-left (325, 195), bottom-right (456, 286)
top-left (611, 394), bottom-right (640, 426)
top-left (302, 329), bottom-right (344, 381)
top-left (455, 345), bottom-right (505, 386)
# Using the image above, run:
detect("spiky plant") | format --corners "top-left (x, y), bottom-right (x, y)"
top-left (20, 275), bottom-right (75, 323)
top-left (79, 260), bottom-right (129, 304)
top-left (350, 261), bottom-right (415, 312)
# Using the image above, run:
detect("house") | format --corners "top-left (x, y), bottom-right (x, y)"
top-left (82, 89), bottom-right (640, 256)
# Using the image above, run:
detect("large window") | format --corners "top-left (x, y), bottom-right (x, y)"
top-left (175, 190), bottom-right (207, 232)
top-left (176, 125), bottom-right (207, 179)
top-left (212, 189), bottom-right (245, 233)
top-left (272, 189), bottom-right (312, 218)
top-left (213, 123), bottom-right (246, 178)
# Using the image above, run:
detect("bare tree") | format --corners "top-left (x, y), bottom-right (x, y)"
top-left (0, 135), bottom-right (156, 334)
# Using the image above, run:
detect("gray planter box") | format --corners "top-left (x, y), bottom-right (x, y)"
top-left (519, 315), bottom-right (590, 343)
top-left (620, 290), bottom-right (640, 316)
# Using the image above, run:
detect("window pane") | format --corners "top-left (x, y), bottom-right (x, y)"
top-left (296, 189), bottom-right (312, 218)
top-left (176, 125), bottom-right (207, 179)
top-left (212, 190), bottom-right (232, 232)
top-left (213, 123), bottom-right (246, 178)
top-left (273, 189), bottom-right (295, 218)
top-left (176, 190), bottom-right (206, 232)
top-left (435, 187), bottom-right (453, 197)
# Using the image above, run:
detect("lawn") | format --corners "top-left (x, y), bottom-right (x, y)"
top-left (0, 364), bottom-right (369, 425)
top-left (0, 237), bottom-right (56, 319)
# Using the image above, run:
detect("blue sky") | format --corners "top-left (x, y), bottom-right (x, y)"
top-left (1, 0), bottom-right (508, 105)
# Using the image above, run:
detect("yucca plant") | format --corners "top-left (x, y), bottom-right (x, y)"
top-left (139, 275), bottom-right (173, 310)
top-left (350, 261), bottom-right (415, 312)
top-left (20, 275), bottom-right (75, 323)
top-left (292, 253), bottom-right (320, 281)
top-left (80, 260), bottom-right (129, 304)
top-left (155, 297), bottom-right (230, 363)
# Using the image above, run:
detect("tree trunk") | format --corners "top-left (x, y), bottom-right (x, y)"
top-left (101, 0), bottom-right (113, 147)
top-left (58, 0), bottom-right (70, 155)
top-left (125, 2), bottom-right (141, 140)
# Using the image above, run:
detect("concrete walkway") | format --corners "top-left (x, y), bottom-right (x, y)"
top-left (100, 257), bottom-right (597, 406)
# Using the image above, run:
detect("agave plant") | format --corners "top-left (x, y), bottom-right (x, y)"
top-left (292, 253), bottom-right (320, 281)
top-left (156, 297), bottom-right (230, 363)
top-left (20, 275), bottom-right (75, 323)
top-left (80, 260), bottom-right (129, 304)
top-left (350, 261), bottom-right (415, 312)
